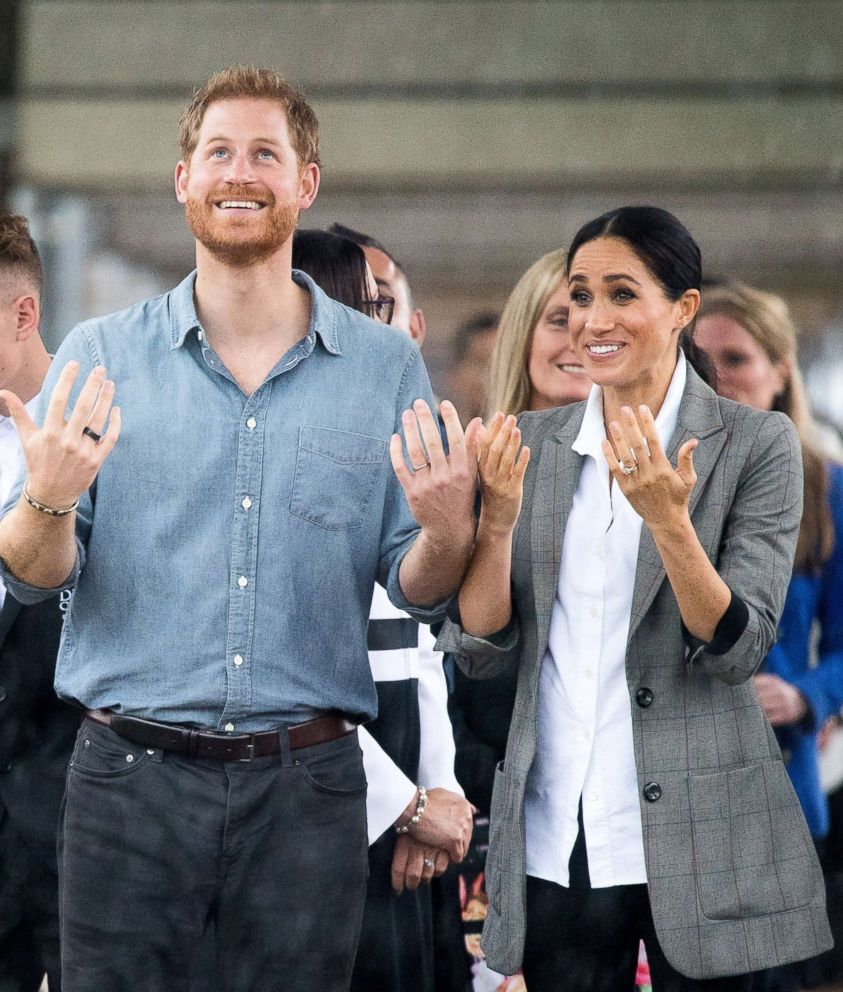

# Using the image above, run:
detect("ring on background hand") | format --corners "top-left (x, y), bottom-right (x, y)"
top-left (423, 858), bottom-right (435, 869)
top-left (411, 461), bottom-right (431, 472)
top-left (618, 459), bottom-right (638, 476)
top-left (82, 426), bottom-right (102, 443)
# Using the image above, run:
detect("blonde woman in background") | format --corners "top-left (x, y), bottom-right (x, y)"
top-left (449, 248), bottom-right (590, 992)
top-left (696, 282), bottom-right (843, 990)
top-left (485, 248), bottom-right (591, 419)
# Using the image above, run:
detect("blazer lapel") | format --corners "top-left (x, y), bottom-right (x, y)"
top-left (627, 366), bottom-right (726, 642)
top-left (530, 412), bottom-right (584, 656)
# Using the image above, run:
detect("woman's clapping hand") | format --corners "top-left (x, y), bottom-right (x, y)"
top-left (477, 413), bottom-right (531, 535)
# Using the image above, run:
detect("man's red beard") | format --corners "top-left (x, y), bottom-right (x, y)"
top-left (185, 184), bottom-right (299, 267)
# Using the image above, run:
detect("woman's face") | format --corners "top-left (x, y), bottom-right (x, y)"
top-left (567, 236), bottom-right (697, 397)
top-left (695, 313), bottom-right (787, 412)
top-left (527, 280), bottom-right (591, 410)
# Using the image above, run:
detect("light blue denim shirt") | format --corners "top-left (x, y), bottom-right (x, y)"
top-left (0, 270), bottom-right (445, 730)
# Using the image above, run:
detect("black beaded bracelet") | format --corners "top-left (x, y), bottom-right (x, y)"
top-left (395, 785), bottom-right (428, 834)
top-left (22, 483), bottom-right (79, 517)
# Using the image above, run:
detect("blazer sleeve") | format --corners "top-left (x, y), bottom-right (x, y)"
top-left (435, 606), bottom-right (520, 680)
top-left (689, 412), bottom-right (803, 685)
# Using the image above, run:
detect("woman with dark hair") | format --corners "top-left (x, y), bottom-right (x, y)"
top-left (439, 206), bottom-right (832, 990)
top-left (292, 228), bottom-right (394, 324)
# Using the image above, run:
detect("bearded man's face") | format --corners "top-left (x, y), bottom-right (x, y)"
top-left (176, 98), bottom-right (309, 266)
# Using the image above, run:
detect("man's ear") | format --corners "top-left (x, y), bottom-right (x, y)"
top-left (14, 294), bottom-right (40, 341)
top-left (297, 163), bottom-right (320, 212)
top-left (175, 161), bottom-right (189, 204)
top-left (408, 308), bottom-right (426, 348)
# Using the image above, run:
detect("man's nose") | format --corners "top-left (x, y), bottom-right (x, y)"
top-left (224, 152), bottom-right (256, 184)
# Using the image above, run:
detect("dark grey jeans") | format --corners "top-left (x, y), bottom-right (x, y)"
top-left (58, 718), bottom-right (368, 992)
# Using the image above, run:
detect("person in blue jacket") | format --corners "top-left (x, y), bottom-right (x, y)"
top-left (697, 280), bottom-right (843, 988)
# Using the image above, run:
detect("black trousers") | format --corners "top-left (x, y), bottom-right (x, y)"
top-left (59, 718), bottom-right (369, 992)
top-left (0, 805), bottom-right (61, 992)
top-left (523, 818), bottom-right (754, 992)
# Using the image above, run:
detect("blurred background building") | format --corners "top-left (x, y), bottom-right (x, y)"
top-left (0, 0), bottom-right (841, 414)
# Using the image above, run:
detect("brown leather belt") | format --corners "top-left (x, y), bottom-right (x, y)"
top-left (85, 709), bottom-right (357, 762)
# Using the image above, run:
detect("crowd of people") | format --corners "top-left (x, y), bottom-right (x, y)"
top-left (0, 64), bottom-right (841, 992)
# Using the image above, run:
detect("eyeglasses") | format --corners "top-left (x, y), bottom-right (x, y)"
top-left (360, 295), bottom-right (395, 325)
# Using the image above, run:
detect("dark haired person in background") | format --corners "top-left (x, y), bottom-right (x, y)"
top-left (0, 210), bottom-right (79, 992)
top-left (293, 228), bottom-right (472, 992)
top-left (440, 205), bottom-right (831, 990)
top-left (329, 222), bottom-right (426, 347)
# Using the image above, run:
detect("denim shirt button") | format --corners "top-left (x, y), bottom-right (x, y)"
top-left (224, 723), bottom-right (235, 732)
top-left (233, 655), bottom-right (244, 667)
top-left (241, 496), bottom-right (252, 510)
top-left (237, 576), bottom-right (248, 589)
top-left (246, 417), bottom-right (257, 430)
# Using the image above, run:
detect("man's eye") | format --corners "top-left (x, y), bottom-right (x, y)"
top-left (211, 148), bottom-right (228, 158)
top-left (257, 149), bottom-right (276, 160)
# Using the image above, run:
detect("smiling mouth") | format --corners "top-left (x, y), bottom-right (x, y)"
top-left (216, 200), bottom-right (265, 210)
top-left (558, 363), bottom-right (586, 374)
top-left (586, 343), bottom-right (624, 356)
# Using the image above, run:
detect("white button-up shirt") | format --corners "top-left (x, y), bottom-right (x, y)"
top-left (524, 353), bottom-right (686, 888)
top-left (0, 394), bottom-right (39, 609)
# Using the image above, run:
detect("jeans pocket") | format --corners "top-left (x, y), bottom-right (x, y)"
top-left (69, 722), bottom-right (152, 779)
top-left (294, 733), bottom-right (367, 797)
top-left (290, 426), bottom-right (387, 530)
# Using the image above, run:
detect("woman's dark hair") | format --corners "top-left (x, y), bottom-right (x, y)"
top-left (292, 229), bottom-right (370, 313)
top-left (566, 205), bottom-right (715, 386)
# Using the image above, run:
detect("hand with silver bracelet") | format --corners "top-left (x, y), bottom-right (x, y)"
top-left (394, 785), bottom-right (474, 863)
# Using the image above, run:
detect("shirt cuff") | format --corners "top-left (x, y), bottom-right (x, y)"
top-left (683, 590), bottom-right (750, 658)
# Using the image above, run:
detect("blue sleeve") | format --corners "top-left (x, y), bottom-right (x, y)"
top-left (789, 463), bottom-right (843, 726)
top-left (379, 346), bottom-right (450, 624)
top-left (0, 324), bottom-right (100, 603)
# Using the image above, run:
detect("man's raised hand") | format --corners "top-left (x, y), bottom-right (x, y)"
top-left (389, 399), bottom-right (481, 539)
top-left (0, 361), bottom-right (121, 510)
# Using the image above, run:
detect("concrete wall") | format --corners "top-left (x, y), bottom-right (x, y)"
top-left (9, 0), bottom-right (843, 374)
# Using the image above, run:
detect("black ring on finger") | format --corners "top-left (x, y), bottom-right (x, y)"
top-left (82, 426), bottom-right (102, 443)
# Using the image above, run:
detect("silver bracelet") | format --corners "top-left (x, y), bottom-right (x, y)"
top-left (396, 785), bottom-right (428, 834)
top-left (22, 483), bottom-right (79, 517)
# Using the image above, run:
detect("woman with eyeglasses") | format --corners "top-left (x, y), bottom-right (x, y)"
top-left (439, 206), bottom-right (832, 991)
top-left (292, 228), bottom-right (394, 324)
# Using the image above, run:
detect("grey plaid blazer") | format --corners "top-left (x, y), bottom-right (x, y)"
top-left (439, 367), bottom-right (832, 979)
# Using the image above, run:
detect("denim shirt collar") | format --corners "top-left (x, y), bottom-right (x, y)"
top-left (167, 268), bottom-right (342, 356)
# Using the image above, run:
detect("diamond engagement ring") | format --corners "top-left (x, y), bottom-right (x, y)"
top-left (423, 858), bottom-right (435, 869)
top-left (618, 459), bottom-right (638, 476)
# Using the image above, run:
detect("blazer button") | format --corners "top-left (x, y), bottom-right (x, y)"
top-left (636, 687), bottom-right (654, 708)
top-left (643, 782), bottom-right (662, 802)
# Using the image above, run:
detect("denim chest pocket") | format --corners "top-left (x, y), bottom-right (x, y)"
top-left (290, 426), bottom-right (388, 530)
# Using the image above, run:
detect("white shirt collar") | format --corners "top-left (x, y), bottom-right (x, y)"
top-left (572, 349), bottom-right (687, 461)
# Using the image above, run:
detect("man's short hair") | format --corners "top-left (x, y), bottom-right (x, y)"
top-left (0, 210), bottom-right (42, 296)
top-left (179, 65), bottom-right (320, 168)
top-left (453, 311), bottom-right (499, 363)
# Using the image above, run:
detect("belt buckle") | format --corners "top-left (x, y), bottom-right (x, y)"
top-left (238, 736), bottom-right (257, 762)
